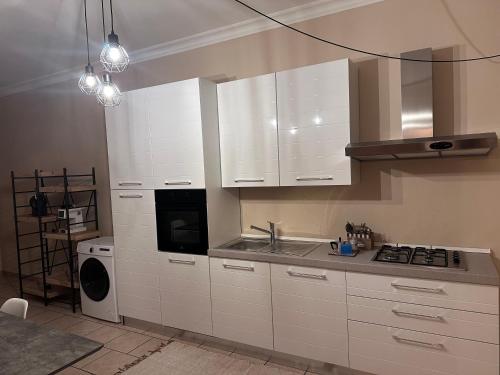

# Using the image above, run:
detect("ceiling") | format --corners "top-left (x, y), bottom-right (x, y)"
top-left (0, 0), bottom-right (332, 93)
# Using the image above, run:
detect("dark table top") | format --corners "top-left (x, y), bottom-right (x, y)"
top-left (0, 311), bottom-right (102, 375)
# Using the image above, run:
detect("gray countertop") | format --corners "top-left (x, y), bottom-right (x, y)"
top-left (209, 242), bottom-right (500, 286)
top-left (0, 311), bottom-right (102, 375)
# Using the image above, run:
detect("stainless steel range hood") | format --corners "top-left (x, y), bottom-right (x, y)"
top-left (345, 48), bottom-right (497, 160)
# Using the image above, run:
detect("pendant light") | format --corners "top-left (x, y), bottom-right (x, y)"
top-left (97, 73), bottom-right (121, 106)
top-left (96, 0), bottom-right (121, 106)
top-left (100, 0), bottom-right (129, 72)
top-left (78, 0), bottom-right (101, 95)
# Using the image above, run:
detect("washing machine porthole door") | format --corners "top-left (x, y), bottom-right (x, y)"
top-left (80, 258), bottom-right (110, 302)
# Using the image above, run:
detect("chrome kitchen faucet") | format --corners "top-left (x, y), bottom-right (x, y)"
top-left (250, 221), bottom-right (276, 245)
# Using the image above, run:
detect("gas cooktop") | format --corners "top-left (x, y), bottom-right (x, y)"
top-left (372, 244), bottom-right (466, 271)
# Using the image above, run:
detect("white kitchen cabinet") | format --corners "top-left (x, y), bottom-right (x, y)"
top-left (346, 272), bottom-right (499, 314)
top-left (217, 73), bottom-right (279, 187)
top-left (348, 295), bottom-right (499, 344)
top-left (271, 264), bottom-right (348, 366)
top-left (111, 190), bottom-right (161, 324)
top-left (210, 258), bottom-right (274, 349)
top-left (276, 59), bottom-right (359, 186)
top-left (149, 79), bottom-right (206, 189)
top-left (105, 88), bottom-right (154, 189)
top-left (159, 253), bottom-right (212, 336)
top-left (346, 272), bottom-right (499, 375)
top-left (349, 321), bottom-right (499, 375)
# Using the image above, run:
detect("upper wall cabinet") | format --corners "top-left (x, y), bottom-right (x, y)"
top-left (277, 59), bottom-right (359, 186)
top-left (148, 79), bottom-right (206, 189)
top-left (217, 73), bottom-right (279, 187)
top-left (106, 88), bottom-right (154, 190)
top-left (106, 78), bottom-right (217, 190)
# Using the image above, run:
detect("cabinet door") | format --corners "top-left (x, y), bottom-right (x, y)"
top-left (111, 190), bottom-right (161, 324)
top-left (271, 264), bottom-right (348, 366)
top-left (159, 253), bottom-right (212, 335)
top-left (217, 74), bottom-right (279, 187)
top-left (149, 79), bottom-right (206, 189)
top-left (210, 258), bottom-right (273, 349)
top-left (105, 89), bottom-right (154, 189)
top-left (277, 59), bottom-right (355, 186)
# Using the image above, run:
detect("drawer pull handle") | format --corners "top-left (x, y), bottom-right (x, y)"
top-left (296, 176), bottom-right (333, 181)
top-left (164, 180), bottom-right (192, 185)
top-left (392, 308), bottom-right (443, 321)
top-left (168, 258), bottom-right (195, 265)
top-left (287, 270), bottom-right (327, 280)
top-left (234, 178), bottom-right (265, 183)
top-left (118, 181), bottom-right (143, 186)
top-left (392, 334), bottom-right (444, 350)
top-left (119, 194), bottom-right (143, 198)
top-left (223, 264), bottom-right (254, 272)
top-left (295, 176), bottom-right (333, 181)
top-left (391, 282), bottom-right (443, 294)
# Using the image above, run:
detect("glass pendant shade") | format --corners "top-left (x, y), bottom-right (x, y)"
top-left (78, 64), bottom-right (101, 95)
top-left (100, 31), bottom-right (129, 72)
top-left (96, 73), bottom-right (121, 107)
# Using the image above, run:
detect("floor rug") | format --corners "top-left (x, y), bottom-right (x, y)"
top-left (121, 340), bottom-right (302, 375)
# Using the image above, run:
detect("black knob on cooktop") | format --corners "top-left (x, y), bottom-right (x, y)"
top-left (452, 251), bottom-right (460, 264)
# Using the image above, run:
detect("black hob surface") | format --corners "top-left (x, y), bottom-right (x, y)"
top-left (372, 244), bottom-right (466, 270)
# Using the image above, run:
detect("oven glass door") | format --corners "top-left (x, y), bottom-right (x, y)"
top-left (155, 190), bottom-right (208, 255)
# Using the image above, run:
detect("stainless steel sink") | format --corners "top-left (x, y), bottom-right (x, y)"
top-left (221, 238), bottom-right (269, 251)
top-left (260, 241), bottom-right (319, 257)
top-left (218, 238), bottom-right (320, 257)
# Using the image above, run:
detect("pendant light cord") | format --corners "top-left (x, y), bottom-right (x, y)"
top-left (83, 0), bottom-right (90, 65)
top-left (232, 0), bottom-right (500, 63)
top-left (101, 0), bottom-right (106, 41)
top-left (109, 0), bottom-right (114, 32)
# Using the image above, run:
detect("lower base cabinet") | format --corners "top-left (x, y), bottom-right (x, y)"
top-left (115, 249), bottom-right (162, 325)
top-left (271, 264), bottom-right (348, 366)
top-left (210, 258), bottom-right (273, 349)
top-left (349, 320), bottom-right (499, 375)
top-left (159, 253), bottom-right (212, 336)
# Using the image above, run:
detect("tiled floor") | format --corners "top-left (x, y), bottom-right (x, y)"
top-left (0, 273), bottom-right (324, 375)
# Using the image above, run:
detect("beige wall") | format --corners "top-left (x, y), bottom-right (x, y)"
top-left (1, 0), bottom-right (500, 272)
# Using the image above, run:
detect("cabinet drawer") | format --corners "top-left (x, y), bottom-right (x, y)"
top-left (210, 258), bottom-right (273, 349)
top-left (271, 264), bottom-right (348, 365)
top-left (347, 272), bottom-right (499, 314)
top-left (159, 254), bottom-right (212, 335)
top-left (349, 321), bottom-right (499, 375)
top-left (348, 295), bottom-right (499, 344)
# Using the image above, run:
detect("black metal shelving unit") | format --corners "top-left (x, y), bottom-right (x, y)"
top-left (11, 168), bottom-right (100, 312)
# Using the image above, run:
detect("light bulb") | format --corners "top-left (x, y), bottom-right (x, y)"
top-left (100, 32), bottom-right (129, 72)
top-left (78, 64), bottom-right (101, 95)
top-left (96, 73), bottom-right (121, 107)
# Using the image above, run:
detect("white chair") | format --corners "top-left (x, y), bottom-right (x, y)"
top-left (0, 298), bottom-right (28, 319)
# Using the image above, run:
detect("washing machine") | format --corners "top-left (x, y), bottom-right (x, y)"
top-left (77, 237), bottom-right (120, 323)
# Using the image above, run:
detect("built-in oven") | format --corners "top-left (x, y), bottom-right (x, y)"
top-left (155, 189), bottom-right (209, 255)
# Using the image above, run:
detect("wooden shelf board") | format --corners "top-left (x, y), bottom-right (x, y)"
top-left (22, 279), bottom-right (63, 299)
top-left (31, 273), bottom-right (79, 289)
top-left (43, 230), bottom-right (100, 242)
top-left (39, 185), bottom-right (96, 193)
top-left (17, 215), bottom-right (57, 224)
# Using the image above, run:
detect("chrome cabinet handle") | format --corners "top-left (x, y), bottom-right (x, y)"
top-left (287, 270), bottom-right (327, 280)
top-left (164, 180), bottom-right (192, 185)
top-left (223, 263), bottom-right (254, 272)
top-left (168, 258), bottom-right (195, 265)
top-left (391, 281), bottom-right (444, 294)
top-left (234, 178), bottom-right (265, 183)
top-left (296, 176), bottom-right (333, 181)
top-left (392, 334), bottom-right (444, 350)
top-left (392, 308), bottom-right (443, 321)
top-left (119, 193), bottom-right (143, 198)
top-left (118, 181), bottom-right (143, 186)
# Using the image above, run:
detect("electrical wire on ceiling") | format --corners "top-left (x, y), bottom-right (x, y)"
top-left (232, 0), bottom-right (500, 63)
